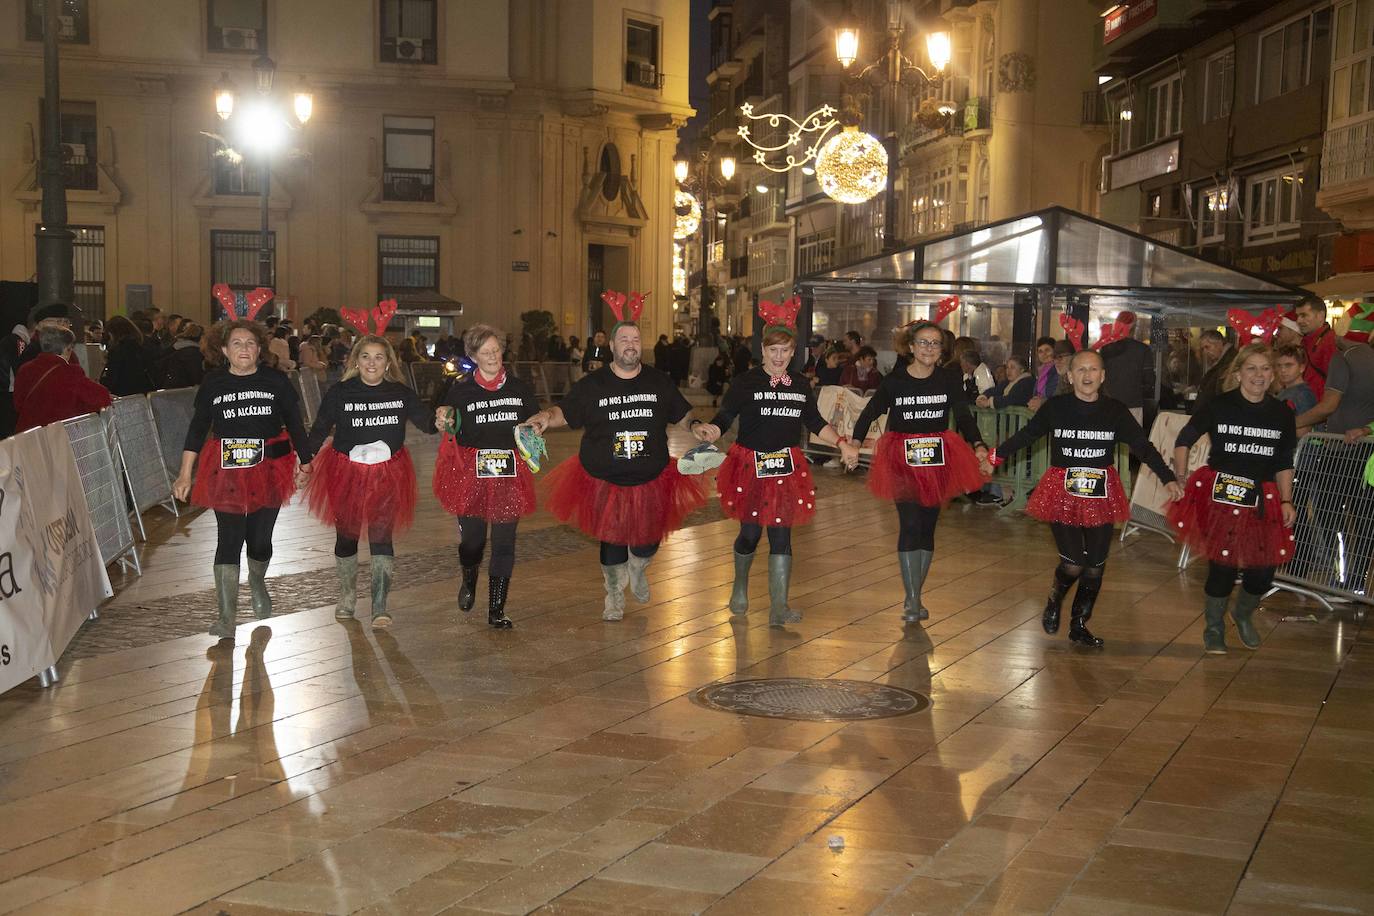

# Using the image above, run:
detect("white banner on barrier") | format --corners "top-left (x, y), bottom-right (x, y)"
top-left (0, 423), bottom-right (113, 694)
top-left (1131, 410), bottom-right (1210, 524)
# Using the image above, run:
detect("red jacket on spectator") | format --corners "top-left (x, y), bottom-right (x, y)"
top-left (840, 363), bottom-right (882, 392)
top-left (13, 352), bottom-right (112, 433)
top-left (1303, 324), bottom-right (1337, 400)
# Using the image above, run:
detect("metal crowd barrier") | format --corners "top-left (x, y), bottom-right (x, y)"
top-left (299, 368), bottom-right (323, 424)
top-left (510, 361), bottom-right (571, 403)
top-left (149, 387), bottom-right (198, 483)
top-left (408, 361), bottom-right (448, 403)
top-left (62, 412), bottom-right (140, 575)
top-left (1277, 432), bottom-right (1374, 611)
top-left (109, 395), bottom-right (177, 540)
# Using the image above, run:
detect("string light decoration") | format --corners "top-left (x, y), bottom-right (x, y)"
top-left (673, 189), bottom-right (701, 240)
top-left (672, 243), bottom-right (687, 297)
top-left (737, 101), bottom-right (886, 205)
top-left (814, 126), bottom-right (888, 204)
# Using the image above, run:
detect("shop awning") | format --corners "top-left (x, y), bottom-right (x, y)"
top-left (1305, 270), bottom-right (1374, 301)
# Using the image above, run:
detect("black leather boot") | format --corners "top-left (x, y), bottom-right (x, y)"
top-left (458, 564), bottom-right (480, 612)
top-left (1068, 577), bottom-right (1105, 648)
top-left (488, 576), bottom-right (514, 629)
top-left (1044, 565), bottom-right (1078, 635)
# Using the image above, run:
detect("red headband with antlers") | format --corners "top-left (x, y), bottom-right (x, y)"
top-left (1059, 311), bottom-right (1087, 352)
top-left (933, 295), bottom-right (960, 324)
top-left (1091, 315), bottom-right (1133, 351)
top-left (603, 289), bottom-right (648, 330)
top-left (1226, 307), bottom-right (1285, 346)
top-left (758, 296), bottom-right (801, 334)
top-left (212, 284), bottom-right (275, 322)
top-left (341, 299), bottom-right (399, 337)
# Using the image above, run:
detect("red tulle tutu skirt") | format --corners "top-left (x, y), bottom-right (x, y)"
top-left (545, 457), bottom-right (707, 544)
top-left (868, 430), bottom-right (985, 506)
top-left (432, 436), bottom-right (536, 522)
top-left (191, 432), bottom-right (297, 515)
top-left (1025, 465), bottom-right (1131, 527)
top-left (717, 444), bottom-right (816, 527)
top-left (1168, 466), bottom-right (1294, 567)
top-left (305, 445), bottom-right (417, 541)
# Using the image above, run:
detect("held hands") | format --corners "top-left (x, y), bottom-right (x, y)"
top-left (693, 422), bottom-right (722, 443)
top-left (1163, 481), bottom-right (1184, 503)
top-left (975, 395), bottom-right (992, 408)
top-left (838, 440), bottom-right (861, 470)
top-left (295, 462), bottom-right (313, 487)
top-left (436, 406), bottom-right (454, 430)
top-left (523, 411), bottom-right (550, 435)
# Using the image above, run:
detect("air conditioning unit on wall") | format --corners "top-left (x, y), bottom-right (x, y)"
top-left (220, 26), bottom-right (258, 50)
top-left (394, 37), bottom-right (426, 61)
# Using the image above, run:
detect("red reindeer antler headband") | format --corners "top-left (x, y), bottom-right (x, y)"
top-left (603, 289), bottom-right (648, 332)
top-left (758, 296), bottom-right (801, 335)
top-left (933, 295), bottom-right (959, 324)
top-left (1059, 310), bottom-right (1087, 352)
top-left (212, 284), bottom-right (274, 322)
top-left (1091, 315), bottom-right (1133, 351)
top-left (1226, 306), bottom-right (1285, 346)
top-left (341, 299), bottom-right (399, 337)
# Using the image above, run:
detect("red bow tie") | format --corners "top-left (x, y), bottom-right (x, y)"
top-left (769, 373), bottom-right (791, 388)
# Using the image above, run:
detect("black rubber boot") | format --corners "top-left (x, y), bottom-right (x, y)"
top-left (458, 564), bottom-right (480, 612)
top-left (898, 550), bottom-right (932, 622)
top-left (1044, 565), bottom-right (1077, 635)
top-left (1202, 594), bottom-right (1229, 655)
top-left (729, 551), bottom-right (753, 615)
top-left (488, 576), bottom-right (514, 629)
top-left (1068, 576), bottom-right (1105, 648)
top-left (1231, 590), bottom-right (1263, 649)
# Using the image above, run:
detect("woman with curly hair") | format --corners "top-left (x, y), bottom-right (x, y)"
top-left (433, 324), bottom-right (542, 629)
top-left (173, 319), bottom-right (311, 640)
top-left (303, 335), bottom-right (436, 627)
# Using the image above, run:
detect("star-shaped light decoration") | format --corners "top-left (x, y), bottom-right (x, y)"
top-left (735, 100), bottom-right (866, 198)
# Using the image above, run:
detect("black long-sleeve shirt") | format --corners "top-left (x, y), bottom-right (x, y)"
top-left (710, 368), bottom-right (828, 452)
top-left (852, 367), bottom-right (984, 445)
top-left (995, 392), bottom-right (1175, 482)
top-left (183, 366), bottom-right (310, 461)
top-left (559, 365), bottom-right (692, 484)
top-left (307, 377), bottom-right (435, 456)
top-left (441, 375), bottom-right (542, 449)
top-left (1175, 389), bottom-right (1296, 482)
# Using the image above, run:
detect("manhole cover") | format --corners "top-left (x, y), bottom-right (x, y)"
top-left (690, 678), bottom-right (930, 721)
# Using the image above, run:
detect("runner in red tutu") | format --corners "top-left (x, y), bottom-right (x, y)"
top-left (433, 324), bottom-right (541, 629)
top-left (525, 290), bottom-right (708, 621)
top-left (303, 317), bottom-right (436, 629)
top-left (991, 349), bottom-right (1182, 648)
top-left (173, 317), bottom-right (312, 640)
top-left (693, 297), bottom-right (846, 626)
top-left (840, 319), bottom-right (990, 624)
top-left (1170, 343), bottom-right (1297, 655)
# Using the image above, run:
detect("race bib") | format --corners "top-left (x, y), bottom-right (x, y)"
top-left (754, 449), bottom-right (795, 478)
top-left (1064, 467), bottom-right (1108, 499)
top-left (613, 430), bottom-right (649, 460)
top-left (1212, 472), bottom-right (1258, 508)
top-left (476, 449), bottom-right (517, 478)
top-left (220, 438), bottom-right (264, 470)
top-left (904, 437), bottom-right (945, 467)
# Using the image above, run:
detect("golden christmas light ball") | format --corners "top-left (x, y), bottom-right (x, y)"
top-left (814, 126), bottom-right (887, 204)
top-left (674, 189), bottom-right (702, 239)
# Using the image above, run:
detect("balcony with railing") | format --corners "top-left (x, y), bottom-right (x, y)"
top-left (383, 167), bottom-right (436, 202)
top-left (1322, 115), bottom-right (1374, 190)
top-left (797, 229), bottom-right (836, 277)
top-left (745, 186), bottom-right (786, 235)
top-left (747, 236), bottom-right (789, 290)
top-left (709, 84), bottom-right (736, 140)
top-left (898, 96), bottom-right (991, 159)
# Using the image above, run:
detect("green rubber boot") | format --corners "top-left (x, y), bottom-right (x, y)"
top-left (1231, 590), bottom-right (1263, 650)
top-left (898, 550), bottom-right (932, 622)
top-left (370, 555), bottom-right (394, 629)
top-left (768, 555), bottom-right (802, 626)
top-left (246, 558), bottom-right (272, 619)
top-left (335, 555), bottom-right (358, 619)
top-left (601, 564), bottom-right (626, 621)
top-left (729, 551), bottom-right (753, 615)
top-left (210, 564), bottom-right (239, 639)
top-left (1203, 594), bottom-right (1229, 654)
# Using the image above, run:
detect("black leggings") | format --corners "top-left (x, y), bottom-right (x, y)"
top-left (214, 508), bottom-right (279, 565)
top-left (1205, 563), bottom-right (1277, 598)
top-left (1050, 523), bottom-right (1114, 601)
top-left (334, 532), bottom-right (394, 558)
top-left (599, 542), bottom-right (658, 566)
top-left (459, 517), bottom-right (518, 578)
top-left (896, 502), bottom-right (941, 552)
top-left (735, 523), bottom-right (792, 556)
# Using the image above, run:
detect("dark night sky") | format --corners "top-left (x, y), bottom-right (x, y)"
top-left (678, 0), bottom-right (712, 156)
